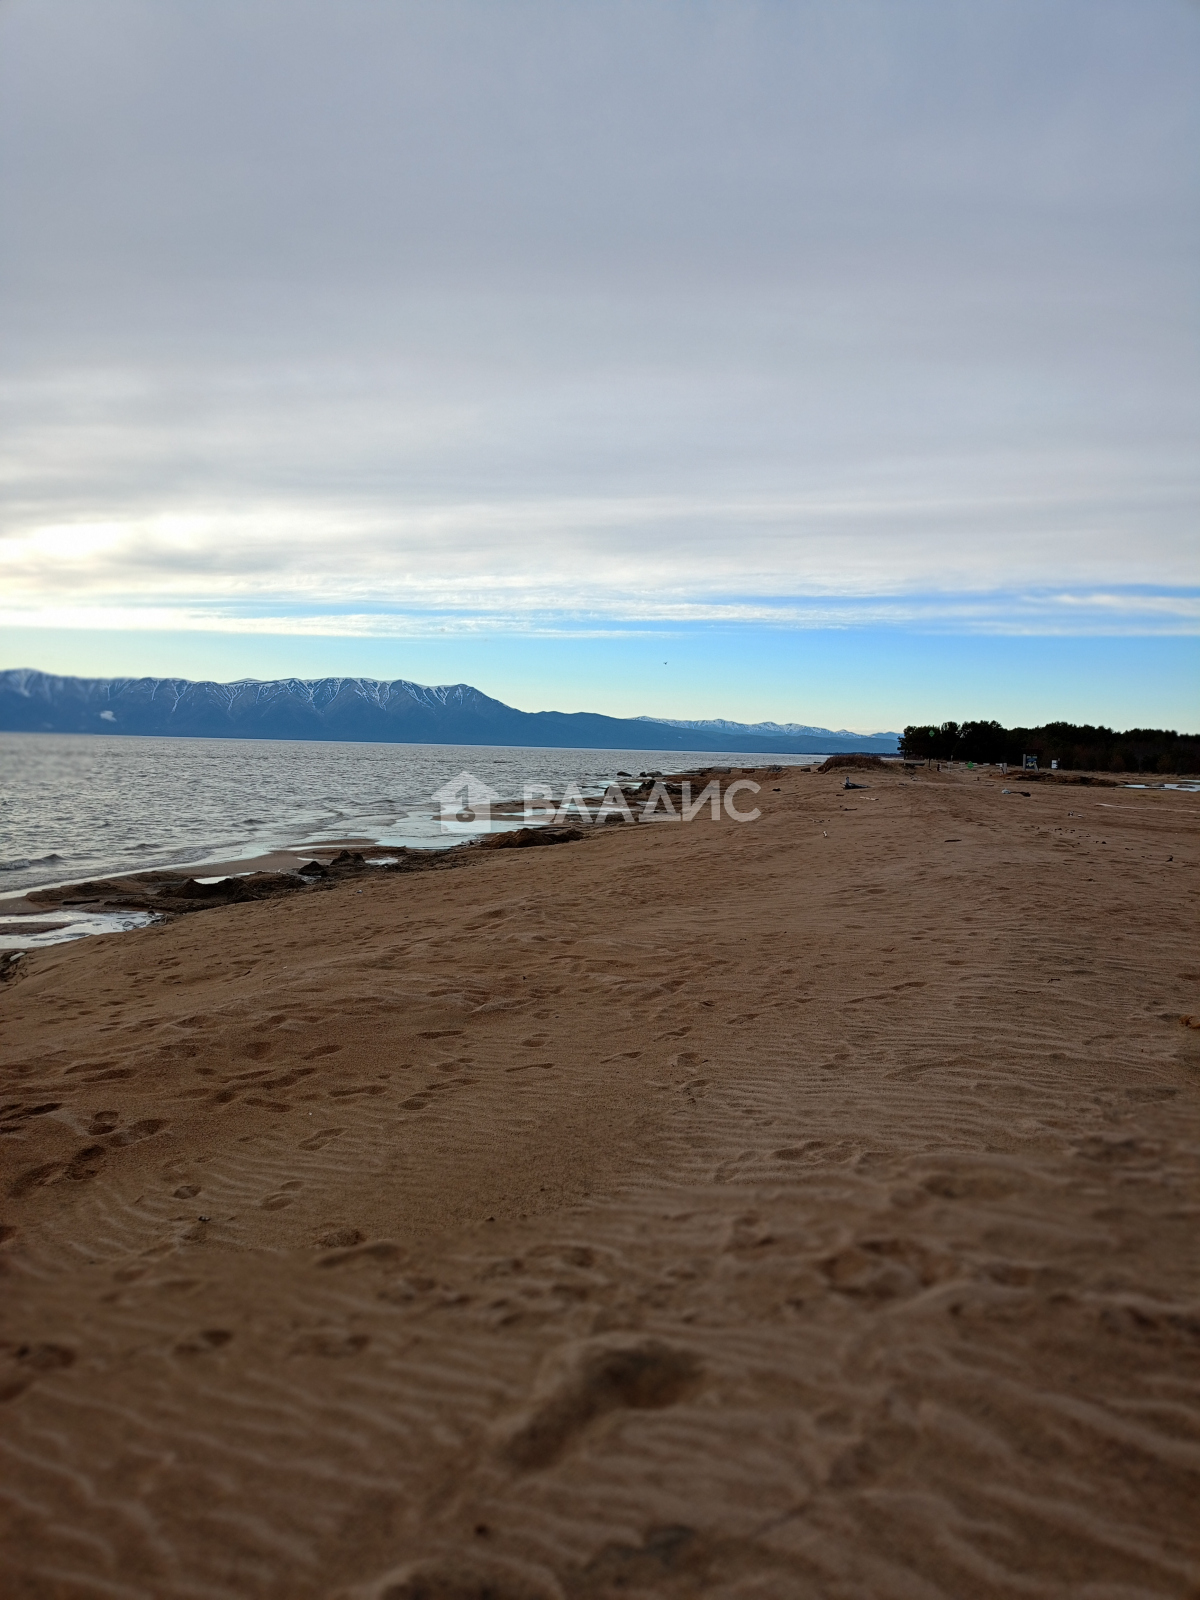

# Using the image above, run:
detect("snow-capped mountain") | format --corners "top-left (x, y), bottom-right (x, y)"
top-left (0, 669), bottom-right (900, 755)
top-left (635, 714), bottom-right (899, 740)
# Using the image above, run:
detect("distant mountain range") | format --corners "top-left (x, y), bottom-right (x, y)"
top-left (0, 670), bottom-right (899, 755)
top-left (635, 714), bottom-right (878, 739)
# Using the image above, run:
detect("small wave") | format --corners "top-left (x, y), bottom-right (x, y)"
top-left (0, 853), bottom-right (64, 872)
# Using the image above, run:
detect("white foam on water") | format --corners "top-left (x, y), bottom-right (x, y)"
top-left (0, 907), bottom-right (158, 951)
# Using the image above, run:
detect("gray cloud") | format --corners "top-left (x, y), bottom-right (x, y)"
top-left (1, 0), bottom-right (1196, 633)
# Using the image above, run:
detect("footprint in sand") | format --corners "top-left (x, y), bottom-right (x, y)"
top-left (773, 1143), bottom-right (824, 1162)
top-left (11, 1144), bottom-right (108, 1197)
top-left (317, 1227), bottom-right (364, 1249)
top-left (290, 1331), bottom-right (370, 1358)
top-left (0, 1103), bottom-right (63, 1133)
top-left (87, 1111), bottom-right (120, 1135)
top-left (496, 1334), bottom-right (703, 1470)
top-left (299, 1127), bottom-right (344, 1151)
top-left (108, 1118), bottom-right (167, 1147)
top-left (0, 1341), bottom-right (76, 1404)
top-left (260, 1177), bottom-right (304, 1208)
top-left (821, 1237), bottom-right (955, 1299)
top-left (560, 1246), bottom-right (596, 1269)
top-left (63, 1058), bottom-right (116, 1076)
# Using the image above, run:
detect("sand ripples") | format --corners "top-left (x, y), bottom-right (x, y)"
top-left (3, 769), bottom-right (1198, 1596)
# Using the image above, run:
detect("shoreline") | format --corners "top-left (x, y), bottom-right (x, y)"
top-left (3, 759), bottom-right (1191, 919)
top-left (0, 740), bottom-right (834, 907)
top-left (0, 765), bottom-right (778, 939)
top-left (6, 743), bottom-right (1185, 920)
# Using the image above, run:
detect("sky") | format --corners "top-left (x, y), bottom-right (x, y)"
top-left (1, 0), bottom-right (1197, 732)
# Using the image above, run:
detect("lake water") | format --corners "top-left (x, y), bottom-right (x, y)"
top-left (0, 733), bottom-right (824, 903)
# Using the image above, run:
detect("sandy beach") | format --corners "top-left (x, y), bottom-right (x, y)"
top-left (2, 762), bottom-right (1198, 1599)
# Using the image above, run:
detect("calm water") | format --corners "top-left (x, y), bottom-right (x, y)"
top-left (0, 733), bottom-right (823, 900)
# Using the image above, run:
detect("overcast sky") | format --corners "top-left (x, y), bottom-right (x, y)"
top-left (1, 0), bottom-right (1197, 724)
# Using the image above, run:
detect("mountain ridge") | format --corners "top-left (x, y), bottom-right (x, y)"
top-left (634, 713), bottom-right (893, 739)
top-left (0, 669), bottom-right (900, 755)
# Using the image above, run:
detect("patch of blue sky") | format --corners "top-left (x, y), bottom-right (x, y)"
top-left (6, 619), bottom-right (1196, 736)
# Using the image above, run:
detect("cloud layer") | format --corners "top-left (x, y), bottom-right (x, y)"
top-left (1, 0), bottom-right (1196, 638)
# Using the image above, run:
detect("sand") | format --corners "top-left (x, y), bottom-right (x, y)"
top-left (1, 764), bottom-right (1198, 1599)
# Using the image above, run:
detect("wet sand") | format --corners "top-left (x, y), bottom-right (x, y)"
top-left (0, 841), bottom-right (391, 917)
top-left (1, 764), bottom-right (1198, 1599)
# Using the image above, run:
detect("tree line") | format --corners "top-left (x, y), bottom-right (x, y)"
top-left (898, 720), bottom-right (1199, 773)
